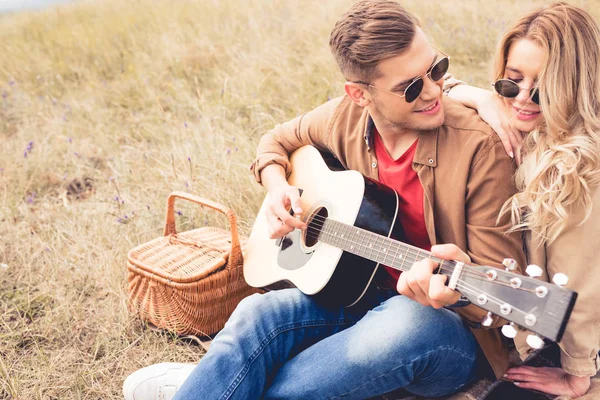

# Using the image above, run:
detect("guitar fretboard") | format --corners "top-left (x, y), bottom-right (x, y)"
top-left (316, 218), bottom-right (457, 277)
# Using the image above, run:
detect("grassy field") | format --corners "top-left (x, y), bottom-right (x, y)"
top-left (1, 0), bottom-right (599, 398)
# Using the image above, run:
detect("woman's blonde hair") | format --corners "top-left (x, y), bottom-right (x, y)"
top-left (495, 2), bottom-right (600, 243)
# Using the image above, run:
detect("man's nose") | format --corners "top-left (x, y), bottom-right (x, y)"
top-left (419, 75), bottom-right (442, 100)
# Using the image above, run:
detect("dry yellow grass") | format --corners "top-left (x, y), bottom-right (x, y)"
top-left (1, 0), bottom-right (599, 398)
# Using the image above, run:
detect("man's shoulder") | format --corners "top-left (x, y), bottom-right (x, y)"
top-left (441, 96), bottom-right (498, 142)
top-left (303, 95), bottom-right (358, 124)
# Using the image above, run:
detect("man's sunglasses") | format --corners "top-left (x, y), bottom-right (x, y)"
top-left (354, 49), bottom-right (450, 103)
top-left (492, 79), bottom-right (540, 105)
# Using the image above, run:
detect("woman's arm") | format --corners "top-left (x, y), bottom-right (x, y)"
top-left (445, 80), bottom-right (524, 160)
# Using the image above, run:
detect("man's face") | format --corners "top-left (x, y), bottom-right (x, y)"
top-left (367, 28), bottom-right (445, 134)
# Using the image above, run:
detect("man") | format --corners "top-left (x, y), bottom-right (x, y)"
top-left (123, 1), bottom-right (525, 399)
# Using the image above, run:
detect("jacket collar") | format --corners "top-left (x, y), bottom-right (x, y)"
top-left (363, 114), bottom-right (438, 167)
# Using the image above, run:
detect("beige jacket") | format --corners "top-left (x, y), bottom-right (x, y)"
top-left (250, 95), bottom-right (526, 379)
top-left (514, 185), bottom-right (600, 377)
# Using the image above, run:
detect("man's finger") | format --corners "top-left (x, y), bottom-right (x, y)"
top-left (429, 274), bottom-right (460, 309)
top-left (285, 188), bottom-right (304, 214)
top-left (397, 273), bottom-right (416, 300)
top-left (430, 244), bottom-right (471, 263)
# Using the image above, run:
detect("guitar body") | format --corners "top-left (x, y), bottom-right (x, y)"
top-left (244, 145), bottom-right (404, 306)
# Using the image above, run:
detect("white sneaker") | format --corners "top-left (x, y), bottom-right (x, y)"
top-left (123, 362), bottom-right (196, 400)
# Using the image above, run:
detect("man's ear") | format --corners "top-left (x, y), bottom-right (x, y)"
top-left (344, 82), bottom-right (371, 107)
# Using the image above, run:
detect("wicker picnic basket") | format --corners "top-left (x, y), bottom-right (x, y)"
top-left (126, 191), bottom-right (260, 336)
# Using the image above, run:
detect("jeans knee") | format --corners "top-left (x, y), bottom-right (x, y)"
top-left (223, 289), bottom-right (306, 335)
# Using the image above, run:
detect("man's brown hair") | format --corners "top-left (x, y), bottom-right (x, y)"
top-left (329, 0), bottom-right (418, 83)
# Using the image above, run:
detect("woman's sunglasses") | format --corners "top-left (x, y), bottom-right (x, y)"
top-left (492, 79), bottom-right (540, 105)
top-left (353, 49), bottom-right (450, 103)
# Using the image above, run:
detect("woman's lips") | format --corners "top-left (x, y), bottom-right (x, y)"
top-left (513, 107), bottom-right (541, 121)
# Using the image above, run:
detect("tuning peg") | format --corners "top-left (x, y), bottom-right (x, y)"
top-left (526, 264), bottom-right (543, 278)
top-left (481, 311), bottom-right (494, 327)
top-left (501, 323), bottom-right (518, 338)
top-left (552, 273), bottom-right (569, 287)
top-left (526, 334), bottom-right (545, 350)
top-left (502, 258), bottom-right (518, 271)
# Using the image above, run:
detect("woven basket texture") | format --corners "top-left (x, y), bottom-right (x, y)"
top-left (127, 191), bottom-right (260, 336)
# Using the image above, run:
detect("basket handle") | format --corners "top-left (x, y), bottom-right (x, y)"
top-left (164, 191), bottom-right (242, 269)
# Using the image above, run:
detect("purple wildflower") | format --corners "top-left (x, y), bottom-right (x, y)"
top-left (176, 210), bottom-right (183, 216)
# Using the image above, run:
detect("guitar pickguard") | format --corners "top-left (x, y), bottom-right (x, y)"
top-left (276, 228), bottom-right (315, 270)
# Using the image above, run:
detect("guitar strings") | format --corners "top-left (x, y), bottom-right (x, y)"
top-left (304, 215), bottom-right (536, 293)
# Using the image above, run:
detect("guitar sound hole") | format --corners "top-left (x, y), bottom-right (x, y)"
top-left (305, 207), bottom-right (328, 248)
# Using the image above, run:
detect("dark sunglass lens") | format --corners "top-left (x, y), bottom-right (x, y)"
top-left (494, 80), bottom-right (520, 98)
top-left (405, 78), bottom-right (424, 103)
top-left (531, 88), bottom-right (540, 105)
top-left (431, 57), bottom-right (450, 81)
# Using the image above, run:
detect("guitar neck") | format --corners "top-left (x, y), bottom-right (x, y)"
top-left (318, 218), bottom-right (457, 278)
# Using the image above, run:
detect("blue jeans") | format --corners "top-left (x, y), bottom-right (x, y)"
top-left (174, 288), bottom-right (479, 400)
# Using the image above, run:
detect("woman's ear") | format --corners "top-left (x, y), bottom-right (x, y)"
top-left (344, 82), bottom-right (371, 107)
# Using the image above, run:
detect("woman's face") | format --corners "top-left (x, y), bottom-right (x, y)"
top-left (502, 39), bottom-right (545, 133)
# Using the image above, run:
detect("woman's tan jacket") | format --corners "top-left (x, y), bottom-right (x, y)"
top-left (514, 186), bottom-right (600, 377)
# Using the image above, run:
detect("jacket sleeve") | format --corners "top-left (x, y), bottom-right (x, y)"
top-left (249, 97), bottom-right (344, 184)
top-left (442, 72), bottom-right (466, 95)
top-left (545, 197), bottom-right (600, 376)
top-left (454, 136), bottom-right (527, 328)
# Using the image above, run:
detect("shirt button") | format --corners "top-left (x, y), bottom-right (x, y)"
top-left (372, 161), bottom-right (377, 168)
top-left (428, 158), bottom-right (434, 164)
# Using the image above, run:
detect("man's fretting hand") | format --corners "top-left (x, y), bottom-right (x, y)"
top-left (397, 244), bottom-right (469, 309)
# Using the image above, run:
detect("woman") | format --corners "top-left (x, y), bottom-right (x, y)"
top-left (446, 2), bottom-right (600, 398)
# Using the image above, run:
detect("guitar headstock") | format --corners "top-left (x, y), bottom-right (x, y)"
top-left (456, 259), bottom-right (577, 343)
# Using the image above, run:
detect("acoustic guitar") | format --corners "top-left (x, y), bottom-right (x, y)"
top-left (244, 145), bottom-right (577, 345)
